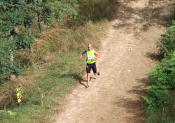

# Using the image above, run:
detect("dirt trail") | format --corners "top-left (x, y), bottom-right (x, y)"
top-left (52, 0), bottom-right (174, 122)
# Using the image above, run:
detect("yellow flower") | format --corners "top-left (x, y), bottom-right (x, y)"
top-left (17, 93), bottom-right (20, 98)
top-left (7, 111), bottom-right (12, 115)
top-left (18, 99), bottom-right (21, 103)
top-left (3, 6), bottom-right (7, 10)
top-left (41, 93), bottom-right (43, 99)
top-left (7, 111), bottom-right (11, 113)
top-left (7, 111), bottom-right (16, 115)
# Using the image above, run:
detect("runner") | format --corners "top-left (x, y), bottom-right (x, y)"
top-left (79, 44), bottom-right (100, 88)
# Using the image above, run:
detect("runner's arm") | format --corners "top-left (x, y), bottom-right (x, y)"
top-left (92, 50), bottom-right (100, 60)
top-left (79, 50), bottom-right (86, 59)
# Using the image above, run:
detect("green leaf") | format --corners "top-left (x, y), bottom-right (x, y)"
top-left (172, 20), bottom-right (175, 25)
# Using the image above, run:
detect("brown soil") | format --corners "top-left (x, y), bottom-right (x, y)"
top-left (51, 0), bottom-right (175, 122)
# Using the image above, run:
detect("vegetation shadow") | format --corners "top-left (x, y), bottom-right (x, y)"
top-left (114, 78), bottom-right (150, 122)
top-left (146, 52), bottom-right (162, 62)
top-left (0, 80), bottom-right (3, 86)
top-left (67, 0), bottom-right (119, 27)
top-left (61, 74), bottom-right (87, 88)
top-left (90, 77), bottom-right (96, 81)
top-left (114, 98), bottom-right (145, 123)
top-left (112, 0), bottom-right (175, 34)
top-left (60, 73), bottom-right (97, 88)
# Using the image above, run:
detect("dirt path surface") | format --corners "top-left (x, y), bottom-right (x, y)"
top-left (52, 0), bottom-right (174, 123)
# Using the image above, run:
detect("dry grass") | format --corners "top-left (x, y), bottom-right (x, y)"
top-left (0, 0), bottom-right (115, 122)
top-left (16, 21), bottom-right (106, 68)
top-left (0, 20), bottom-right (107, 110)
top-left (0, 89), bottom-right (16, 109)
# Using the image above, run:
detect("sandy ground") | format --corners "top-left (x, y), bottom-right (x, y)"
top-left (51, 0), bottom-right (175, 122)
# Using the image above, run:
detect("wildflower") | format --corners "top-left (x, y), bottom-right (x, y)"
top-left (41, 93), bottom-right (43, 99)
top-left (7, 111), bottom-right (16, 115)
top-left (18, 99), bottom-right (21, 103)
top-left (16, 85), bottom-right (23, 104)
top-left (7, 111), bottom-right (12, 115)
top-left (17, 93), bottom-right (20, 98)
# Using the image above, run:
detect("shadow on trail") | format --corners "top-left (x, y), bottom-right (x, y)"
top-left (115, 51), bottom-right (161, 122)
top-left (112, 0), bottom-right (175, 33)
top-left (67, 0), bottom-right (119, 28)
top-left (115, 98), bottom-right (145, 123)
top-left (61, 74), bottom-right (87, 88)
top-left (146, 52), bottom-right (162, 62)
top-left (110, 0), bottom-right (175, 122)
top-left (60, 74), bottom-right (96, 88)
top-left (115, 78), bottom-right (149, 123)
top-left (118, 52), bottom-right (162, 122)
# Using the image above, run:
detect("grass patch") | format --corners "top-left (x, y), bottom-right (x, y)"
top-left (0, 21), bottom-right (108, 122)
top-left (0, 0), bottom-right (117, 121)
top-left (0, 50), bottom-right (91, 122)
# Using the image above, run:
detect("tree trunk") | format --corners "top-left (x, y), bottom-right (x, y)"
top-left (63, 14), bottom-right (68, 24)
top-left (29, 26), bottom-right (31, 36)
top-left (28, 26), bottom-right (34, 67)
top-left (38, 14), bottom-right (44, 33)
top-left (9, 28), bottom-right (16, 81)
top-left (14, 26), bottom-right (19, 33)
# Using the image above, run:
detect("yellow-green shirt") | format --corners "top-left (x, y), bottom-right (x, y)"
top-left (86, 49), bottom-right (95, 64)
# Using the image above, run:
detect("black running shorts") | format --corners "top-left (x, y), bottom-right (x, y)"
top-left (86, 62), bottom-right (97, 73)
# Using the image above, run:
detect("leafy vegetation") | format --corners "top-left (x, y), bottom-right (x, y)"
top-left (0, 0), bottom-right (116, 122)
top-left (143, 7), bottom-right (175, 123)
top-left (0, 39), bottom-right (22, 81)
top-left (157, 25), bottom-right (175, 58)
top-left (0, 0), bottom-right (78, 82)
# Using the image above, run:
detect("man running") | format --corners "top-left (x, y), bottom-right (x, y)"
top-left (79, 44), bottom-right (100, 88)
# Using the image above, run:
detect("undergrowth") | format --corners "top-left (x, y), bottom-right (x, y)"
top-left (0, 0), bottom-right (117, 122)
top-left (0, 22), bottom-right (107, 122)
top-left (143, 7), bottom-right (175, 123)
top-left (0, 51), bottom-right (87, 123)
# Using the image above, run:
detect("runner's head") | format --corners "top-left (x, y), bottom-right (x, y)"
top-left (88, 44), bottom-right (92, 51)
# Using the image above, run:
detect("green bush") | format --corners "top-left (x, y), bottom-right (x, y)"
top-left (0, 0), bottom-right (111, 122)
top-left (144, 16), bottom-right (175, 121)
top-left (0, 38), bottom-right (22, 82)
top-left (15, 33), bottom-right (35, 49)
top-left (158, 24), bottom-right (175, 58)
top-left (143, 52), bottom-right (175, 122)
top-left (144, 18), bottom-right (175, 122)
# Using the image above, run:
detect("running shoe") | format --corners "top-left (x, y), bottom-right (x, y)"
top-left (97, 68), bottom-right (100, 75)
top-left (86, 85), bottom-right (90, 88)
top-left (97, 71), bottom-right (100, 75)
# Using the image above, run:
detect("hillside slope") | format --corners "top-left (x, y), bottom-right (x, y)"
top-left (52, 0), bottom-right (175, 122)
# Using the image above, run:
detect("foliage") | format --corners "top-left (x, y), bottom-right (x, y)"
top-left (0, 0), bottom-right (112, 122)
top-left (67, 0), bottom-right (114, 27)
top-left (158, 22), bottom-right (175, 58)
top-left (0, 0), bottom-right (33, 81)
top-left (0, 0), bottom-right (78, 82)
top-left (0, 16), bottom-right (106, 123)
top-left (27, 0), bottom-right (78, 32)
top-left (0, 38), bottom-right (22, 81)
top-left (143, 52), bottom-right (175, 122)
top-left (15, 32), bottom-right (35, 49)
top-left (144, 15), bottom-right (175, 122)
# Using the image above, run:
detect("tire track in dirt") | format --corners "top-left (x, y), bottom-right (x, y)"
top-left (51, 0), bottom-right (174, 122)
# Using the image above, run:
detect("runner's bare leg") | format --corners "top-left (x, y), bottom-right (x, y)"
top-left (87, 73), bottom-right (90, 85)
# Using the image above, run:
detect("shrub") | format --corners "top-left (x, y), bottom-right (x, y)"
top-left (0, 38), bottom-right (22, 82)
top-left (158, 24), bottom-right (175, 58)
top-left (143, 52), bottom-right (175, 122)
